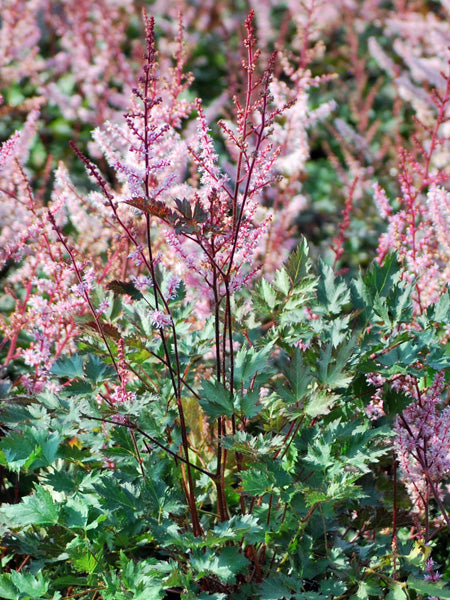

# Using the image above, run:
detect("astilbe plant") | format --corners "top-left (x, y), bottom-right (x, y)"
top-left (56, 8), bottom-right (287, 536)
top-left (2, 5), bottom-right (450, 600)
top-left (0, 2), bottom-right (332, 395)
top-left (369, 46), bottom-right (450, 536)
top-left (0, 103), bottom-right (133, 393)
top-left (0, 100), bottom-right (87, 394)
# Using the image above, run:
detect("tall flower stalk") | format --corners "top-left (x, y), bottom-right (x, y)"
top-left (53, 9), bottom-right (286, 534)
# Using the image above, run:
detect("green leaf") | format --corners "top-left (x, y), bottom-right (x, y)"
top-left (9, 571), bottom-right (49, 598)
top-left (209, 514), bottom-right (263, 546)
top-left (378, 342), bottom-right (421, 370)
top-left (65, 538), bottom-right (99, 574)
top-left (84, 354), bottom-right (115, 386)
top-left (317, 262), bottom-right (350, 314)
top-left (0, 430), bottom-right (40, 472)
top-left (199, 379), bottom-right (234, 418)
top-left (407, 576), bottom-right (450, 599)
top-left (190, 547), bottom-right (249, 584)
top-left (285, 237), bottom-right (312, 286)
top-left (259, 279), bottom-right (277, 310)
top-left (95, 477), bottom-right (144, 518)
top-left (62, 496), bottom-right (89, 529)
top-left (355, 580), bottom-right (382, 598)
top-left (304, 389), bottom-right (335, 418)
top-left (329, 315), bottom-right (351, 348)
top-left (259, 577), bottom-right (296, 600)
top-left (281, 347), bottom-right (312, 403)
top-left (236, 389), bottom-right (262, 418)
top-left (234, 343), bottom-right (274, 388)
top-left (428, 289), bottom-right (450, 322)
top-left (0, 485), bottom-right (60, 527)
top-left (0, 574), bottom-right (20, 600)
top-left (51, 354), bottom-right (85, 378)
top-left (241, 467), bottom-right (273, 495)
top-left (425, 345), bottom-right (450, 369)
top-left (366, 253), bottom-right (401, 297)
top-left (259, 574), bottom-right (306, 599)
top-left (383, 388), bottom-right (411, 416)
top-left (273, 268), bottom-right (290, 295)
top-left (385, 583), bottom-right (407, 600)
top-left (317, 339), bottom-right (355, 388)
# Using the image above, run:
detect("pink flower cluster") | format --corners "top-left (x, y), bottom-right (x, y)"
top-left (394, 373), bottom-right (450, 522)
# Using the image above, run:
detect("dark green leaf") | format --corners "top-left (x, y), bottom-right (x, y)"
top-left (1, 485), bottom-right (60, 526)
top-left (51, 354), bottom-right (85, 379)
top-left (317, 262), bottom-right (350, 315)
top-left (190, 547), bottom-right (249, 584)
top-left (84, 354), bottom-right (116, 386)
top-left (106, 280), bottom-right (143, 300)
top-left (199, 379), bottom-right (234, 418)
top-left (407, 576), bottom-right (450, 599)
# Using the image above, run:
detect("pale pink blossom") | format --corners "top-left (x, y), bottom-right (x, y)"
top-left (149, 310), bottom-right (172, 330)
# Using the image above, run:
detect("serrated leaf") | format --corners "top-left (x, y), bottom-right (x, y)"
top-left (283, 347), bottom-right (312, 403)
top-left (407, 576), bottom-right (450, 599)
top-left (241, 467), bottom-right (272, 495)
top-left (304, 489), bottom-right (329, 506)
top-left (106, 279), bottom-right (143, 300)
top-left (192, 200), bottom-right (208, 223)
top-left (0, 431), bottom-right (40, 472)
top-left (62, 496), bottom-right (89, 529)
top-left (273, 268), bottom-right (290, 295)
top-left (95, 478), bottom-right (144, 517)
top-left (366, 253), bottom-right (401, 297)
top-left (212, 514), bottom-right (263, 544)
top-left (0, 574), bottom-right (20, 600)
top-left (0, 485), bottom-right (60, 527)
top-left (51, 354), bottom-right (85, 379)
top-left (304, 389), bottom-right (335, 418)
top-left (285, 237), bottom-right (312, 285)
top-left (383, 389), bottom-right (411, 416)
top-left (191, 547), bottom-right (249, 584)
top-left (234, 343), bottom-right (273, 387)
top-left (236, 389), bottom-right (261, 418)
top-left (9, 570), bottom-right (49, 598)
top-left (425, 345), bottom-right (450, 369)
top-left (199, 379), bottom-right (234, 418)
top-left (385, 583), bottom-right (407, 600)
top-left (259, 278), bottom-right (277, 310)
top-left (356, 581), bottom-right (383, 600)
top-left (259, 576), bottom-right (296, 600)
top-left (378, 342), bottom-right (421, 369)
top-left (67, 547), bottom-right (98, 574)
top-left (84, 354), bottom-right (115, 386)
top-left (317, 262), bottom-right (350, 314)
top-left (330, 315), bottom-right (351, 348)
top-left (428, 290), bottom-right (450, 322)
top-left (174, 197), bottom-right (192, 219)
top-left (317, 339), bottom-right (355, 388)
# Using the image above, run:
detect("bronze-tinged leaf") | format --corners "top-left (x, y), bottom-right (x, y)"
top-left (106, 280), bottom-right (143, 299)
top-left (125, 197), bottom-right (175, 223)
top-left (124, 196), bottom-right (148, 211)
top-left (85, 321), bottom-right (121, 339)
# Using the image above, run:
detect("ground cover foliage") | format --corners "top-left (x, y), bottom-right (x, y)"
top-left (1, 1), bottom-right (450, 599)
